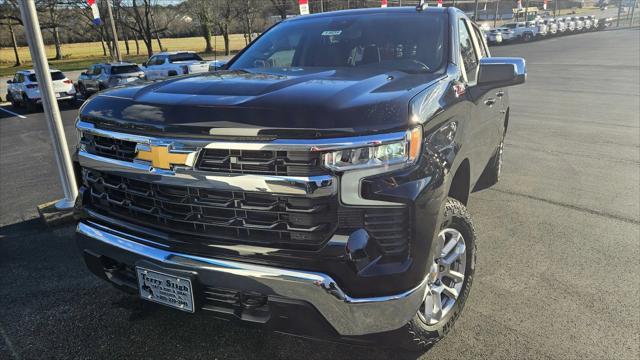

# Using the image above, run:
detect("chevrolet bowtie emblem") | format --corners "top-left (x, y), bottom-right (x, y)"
top-left (135, 145), bottom-right (190, 170)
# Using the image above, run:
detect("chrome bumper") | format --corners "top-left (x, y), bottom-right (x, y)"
top-left (77, 221), bottom-right (427, 336)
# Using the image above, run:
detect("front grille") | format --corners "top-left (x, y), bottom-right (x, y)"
top-left (197, 149), bottom-right (325, 176)
top-left (81, 133), bottom-right (327, 176)
top-left (83, 169), bottom-right (336, 250)
top-left (338, 207), bottom-right (410, 257)
top-left (82, 133), bottom-right (137, 162)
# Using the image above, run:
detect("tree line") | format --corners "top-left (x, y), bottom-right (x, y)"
top-left (0, 0), bottom-right (588, 66)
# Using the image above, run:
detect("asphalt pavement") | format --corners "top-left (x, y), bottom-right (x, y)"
top-left (0, 28), bottom-right (638, 359)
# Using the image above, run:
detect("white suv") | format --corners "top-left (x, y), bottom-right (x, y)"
top-left (6, 69), bottom-right (76, 111)
top-left (142, 51), bottom-right (210, 81)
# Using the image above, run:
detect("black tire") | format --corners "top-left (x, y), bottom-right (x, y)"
top-left (394, 198), bottom-right (477, 353)
top-left (523, 32), bottom-right (533, 42)
top-left (7, 93), bottom-right (19, 108)
top-left (23, 94), bottom-right (36, 113)
top-left (78, 83), bottom-right (88, 98)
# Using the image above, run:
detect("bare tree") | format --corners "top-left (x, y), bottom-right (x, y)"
top-left (269, 0), bottom-right (296, 20)
top-left (185, 0), bottom-right (215, 53)
top-left (236, 0), bottom-right (266, 45)
top-left (37, 0), bottom-right (67, 60)
top-left (119, 0), bottom-right (156, 57)
top-left (213, 0), bottom-right (236, 56)
top-left (0, 0), bottom-right (23, 66)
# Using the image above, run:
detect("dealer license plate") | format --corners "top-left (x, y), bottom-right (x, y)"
top-left (136, 267), bottom-right (195, 313)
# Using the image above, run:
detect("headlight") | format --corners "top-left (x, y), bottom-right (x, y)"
top-left (322, 127), bottom-right (422, 171)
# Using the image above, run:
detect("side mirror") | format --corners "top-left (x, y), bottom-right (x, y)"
top-left (477, 57), bottom-right (526, 89)
top-left (6, 80), bottom-right (12, 84)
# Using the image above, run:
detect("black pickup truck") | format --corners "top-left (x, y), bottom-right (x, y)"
top-left (73, 6), bottom-right (525, 351)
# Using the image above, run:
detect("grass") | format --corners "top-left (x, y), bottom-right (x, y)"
top-left (0, 34), bottom-right (248, 77)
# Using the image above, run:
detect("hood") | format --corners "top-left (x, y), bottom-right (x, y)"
top-left (79, 68), bottom-right (443, 138)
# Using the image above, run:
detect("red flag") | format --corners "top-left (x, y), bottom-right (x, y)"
top-left (381, 0), bottom-right (388, 7)
top-left (437, 0), bottom-right (443, 7)
top-left (543, 0), bottom-right (548, 10)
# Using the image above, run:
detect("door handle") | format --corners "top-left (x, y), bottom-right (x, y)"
top-left (484, 98), bottom-right (497, 106)
top-left (496, 91), bottom-right (505, 98)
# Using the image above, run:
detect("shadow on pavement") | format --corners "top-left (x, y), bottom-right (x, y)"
top-left (0, 219), bottom-right (424, 360)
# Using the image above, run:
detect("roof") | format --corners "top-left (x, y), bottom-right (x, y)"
top-left (18, 69), bottom-right (62, 74)
top-left (285, 6), bottom-right (449, 23)
top-left (153, 51), bottom-right (197, 56)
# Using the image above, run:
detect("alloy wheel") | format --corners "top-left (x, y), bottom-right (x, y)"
top-left (419, 228), bottom-right (467, 326)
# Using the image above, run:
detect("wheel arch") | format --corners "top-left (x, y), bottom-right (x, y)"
top-left (448, 159), bottom-right (470, 206)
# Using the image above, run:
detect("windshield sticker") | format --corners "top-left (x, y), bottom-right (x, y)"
top-left (321, 30), bottom-right (342, 36)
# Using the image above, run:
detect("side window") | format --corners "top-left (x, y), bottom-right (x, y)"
top-left (13, 74), bottom-right (21, 83)
top-left (147, 56), bottom-right (158, 66)
top-left (93, 65), bottom-right (102, 75)
top-left (458, 19), bottom-right (479, 83)
top-left (473, 26), bottom-right (489, 58)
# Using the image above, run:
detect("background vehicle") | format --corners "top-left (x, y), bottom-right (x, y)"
top-left (142, 51), bottom-right (210, 80)
top-left (564, 16), bottom-right (577, 32)
top-left (543, 18), bottom-right (559, 35)
top-left (529, 20), bottom-right (548, 37)
top-left (486, 29), bottom-right (503, 44)
top-left (6, 69), bottom-right (75, 111)
top-left (554, 18), bottom-right (568, 33)
top-left (77, 63), bottom-right (145, 98)
top-left (579, 16), bottom-right (593, 30)
top-left (496, 27), bottom-right (516, 42)
top-left (503, 22), bottom-right (538, 42)
top-left (572, 16), bottom-right (585, 31)
top-left (73, 6), bottom-right (525, 353)
top-left (208, 60), bottom-right (228, 72)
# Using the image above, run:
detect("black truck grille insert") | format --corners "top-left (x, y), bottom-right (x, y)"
top-left (338, 207), bottom-right (411, 257)
top-left (196, 149), bottom-right (325, 176)
top-left (83, 170), bottom-right (337, 250)
top-left (81, 133), bottom-right (137, 162)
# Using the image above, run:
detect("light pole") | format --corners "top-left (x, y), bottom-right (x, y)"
top-left (18, 0), bottom-right (78, 210)
top-left (106, 0), bottom-right (121, 62)
top-left (494, 0), bottom-right (501, 27)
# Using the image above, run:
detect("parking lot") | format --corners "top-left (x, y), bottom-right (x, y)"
top-left (1, 27), bottom-right (639, 360)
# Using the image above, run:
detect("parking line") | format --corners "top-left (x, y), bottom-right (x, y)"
top-left (0, 107), bottom-right (27, 119)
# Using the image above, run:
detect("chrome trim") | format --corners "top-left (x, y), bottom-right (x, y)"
top-left (76, 120), bottom-right (406, 152)
top-left (77, 221), bottom-right (427, 335)
top-left (78, 150), bottom-right (337, 197)
top-left (340, 163), bottom-right (405, 206)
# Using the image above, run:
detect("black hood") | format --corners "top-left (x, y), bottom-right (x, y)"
top-left (79, 68), bottom-right (443, 138)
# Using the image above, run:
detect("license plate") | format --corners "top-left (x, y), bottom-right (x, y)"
top-left (136, 267), bottom-right (195, 313)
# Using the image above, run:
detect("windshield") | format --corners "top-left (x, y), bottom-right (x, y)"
top-left (111, 65), bottom-right (141, 74)
top-left (168, 53), bottom-right (203, 62)
top-left (28, 71), bottom-right (65, 82)
top-left (504, 23), bottom-right (517, 29)
top-left (230, 13), bottom-right (447, 73)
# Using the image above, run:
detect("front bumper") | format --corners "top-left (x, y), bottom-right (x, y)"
top-left (77, 220), bottom-right (428, 336)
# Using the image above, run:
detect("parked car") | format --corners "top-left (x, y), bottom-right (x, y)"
top-left (579, 16), bottom-right (593, 30)
top-left (528, 20), bottom-right (548, 37)
top-left (496, 26), bottom-right (517, 42)
top-left (572, 16), bottom-right (585, 31)
top-left (587, 15), bottom-right (600, 29)
top-left (77, 63), bottom-right (145, 98)
top-left (486, 29), bottom-right (503, 44)
top-left (142, 51), bottom-right (210, 80)
top-left (553, 18), bottom-right (568, 34)
top-left (543, 18), bottom-right (559, 35)
top-left (503, 22), bottom-right (539, 42)
top-left (6, 69), bottom-right (76, 111)
top-left (73, 6), bottom-right (525, 352)
top-left (208, 60), bottom-right (228, 72)
top-left (564, 16), bottom-right (577, 32)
